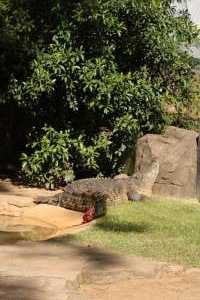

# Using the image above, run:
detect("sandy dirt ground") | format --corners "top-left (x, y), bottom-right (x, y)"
top-left (80, 274), bottom-right (200, 300)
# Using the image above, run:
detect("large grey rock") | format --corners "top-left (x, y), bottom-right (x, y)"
top-left (134, 126), bottom-right (198, 199)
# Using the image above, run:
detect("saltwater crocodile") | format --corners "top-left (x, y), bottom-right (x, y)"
top-left (35, 158), bottom-right (159, 218)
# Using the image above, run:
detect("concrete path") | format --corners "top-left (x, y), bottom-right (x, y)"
top-left (0, 240), bottom-right (198, 300)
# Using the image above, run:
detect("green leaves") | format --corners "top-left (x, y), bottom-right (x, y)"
top-left (1, 0), bottom-right (200, 185)
top-left (21, 126), bottom-right (73, 188)
top-left (21, 126), bottom-right (112, 188)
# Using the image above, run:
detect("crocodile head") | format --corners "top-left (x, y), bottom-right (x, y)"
top-left (131, 157), bottom-right (160, 191)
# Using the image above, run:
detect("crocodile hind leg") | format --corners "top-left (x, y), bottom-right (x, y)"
top-left (34, 192), bottom-right (63, 205)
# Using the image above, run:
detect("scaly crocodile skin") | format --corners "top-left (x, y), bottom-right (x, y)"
top-left (34, 158), bottom-right (159, 217)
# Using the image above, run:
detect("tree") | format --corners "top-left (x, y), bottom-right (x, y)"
top-left (1, 0), bottom-right (199, 187)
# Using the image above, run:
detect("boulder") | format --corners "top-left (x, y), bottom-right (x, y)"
top-left (134, 126), bottom-right (198, 199)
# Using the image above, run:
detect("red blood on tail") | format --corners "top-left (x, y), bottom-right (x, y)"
top-left (82, 206), bottom-right (95, 223)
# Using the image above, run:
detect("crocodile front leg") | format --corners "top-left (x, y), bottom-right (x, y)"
top-left (127, 189), bottom-right (147, 202)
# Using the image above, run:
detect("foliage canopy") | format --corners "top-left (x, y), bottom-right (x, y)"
top-left (0, 0), bottom-right (199, 187)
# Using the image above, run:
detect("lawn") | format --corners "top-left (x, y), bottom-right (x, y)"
top-left (56, 198), bottom-right (200, 267)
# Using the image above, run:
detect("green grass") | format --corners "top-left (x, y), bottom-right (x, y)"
top-left (56, 198), bottom-right (200, 267)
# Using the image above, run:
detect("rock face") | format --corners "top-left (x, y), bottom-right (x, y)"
top-left (134, 126), bottom-right (198, 199)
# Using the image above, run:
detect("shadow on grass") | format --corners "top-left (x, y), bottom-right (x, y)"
top-left (95, 216), bottom-right (148, 233)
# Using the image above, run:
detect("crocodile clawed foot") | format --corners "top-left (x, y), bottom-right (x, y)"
top-left (128, 193), bottom-right (147, 202)
top-left (33, 196), bottom-right (49, 204)
top-left (34, 196), bottom-right (60, 206)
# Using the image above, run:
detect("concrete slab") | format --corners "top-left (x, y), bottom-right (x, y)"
top-left (23, 204), bottom-right (83, 230)
top-left (0, 276), bottom-right (67, 300)
top-left (0, 194), bottom-right (35, 207)
top-left (0, 240), bottom-right (197, 300)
